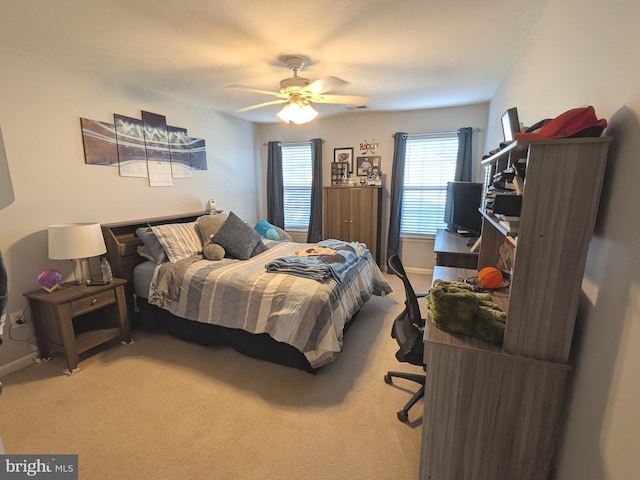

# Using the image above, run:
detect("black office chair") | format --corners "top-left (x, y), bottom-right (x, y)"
top-left (384, 254), bottom-right (427, 422)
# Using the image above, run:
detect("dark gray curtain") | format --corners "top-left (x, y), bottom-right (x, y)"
top-left (455, 127), bottom-right (473, 181)
top-left (267, 141), bottom-right (284, 229)
top-left (307, 138), bottom-right (323, 243)
top-left (386, 132), bottom-right (408, 263)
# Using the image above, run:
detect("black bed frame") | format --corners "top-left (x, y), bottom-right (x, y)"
top-left (101, 212), bottom-right (353, 373)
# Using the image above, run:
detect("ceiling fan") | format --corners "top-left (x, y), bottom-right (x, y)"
top-left (228, 56), bottom-right (370, 123)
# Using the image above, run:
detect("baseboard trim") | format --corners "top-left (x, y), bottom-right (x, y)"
top-left (404, 267), bottom-right (433, 276)
top-left (382, 266), bottom-right (433, 276)
top-left (0, 352), bottom-right (38, 377)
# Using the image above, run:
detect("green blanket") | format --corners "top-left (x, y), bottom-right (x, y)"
top-left (428, 279), bottom-right (506, 344)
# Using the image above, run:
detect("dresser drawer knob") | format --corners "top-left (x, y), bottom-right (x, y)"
top-left (92, 298), bottom-right (98, 305)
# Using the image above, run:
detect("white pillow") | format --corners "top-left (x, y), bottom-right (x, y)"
top-left (151, 222), bottom-right (202, 263)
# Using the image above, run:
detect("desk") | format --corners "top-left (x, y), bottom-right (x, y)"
top-left (433, 229), bottom-right (478, 269)
top-left (419, 266), bottom-right (569, 479)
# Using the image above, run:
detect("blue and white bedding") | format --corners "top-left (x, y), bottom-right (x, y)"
top-left (264, 240), bottom-right (367, 282)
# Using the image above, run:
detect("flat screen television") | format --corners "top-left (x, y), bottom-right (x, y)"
top-left (444, 181), bottom-right (483, 237)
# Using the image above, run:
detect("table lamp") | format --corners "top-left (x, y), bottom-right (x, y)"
top-left (48, 223), bottom-right (107, 285)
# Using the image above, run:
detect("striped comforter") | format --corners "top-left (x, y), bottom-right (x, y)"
top-left (147, 241), bottom-right (392, 368)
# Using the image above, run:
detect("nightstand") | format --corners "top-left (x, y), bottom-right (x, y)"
top-left (24, 278), bottom-right (131, 373)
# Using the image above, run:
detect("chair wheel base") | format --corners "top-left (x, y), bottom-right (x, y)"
top-left (385, 370), bottom-right (425, 422)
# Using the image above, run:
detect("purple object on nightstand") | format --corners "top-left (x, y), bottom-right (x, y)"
top-left (37, 268), bottom-right (63, 292)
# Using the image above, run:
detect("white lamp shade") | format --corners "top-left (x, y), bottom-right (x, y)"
top-left (48, 223), bottom-right (107, 260)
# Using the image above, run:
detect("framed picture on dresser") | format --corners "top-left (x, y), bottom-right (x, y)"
top-left (357, 155), bottom-right (381, 176)
top-left (334, 148), bottom-right (353, 173)
top-left (331, 161), bottom-right (350, 185)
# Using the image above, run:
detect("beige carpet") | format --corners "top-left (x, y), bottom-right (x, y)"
top-left (0, 271), bottom-right (430, 480)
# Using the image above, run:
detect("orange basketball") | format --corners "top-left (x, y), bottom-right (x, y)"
top-left (478, 267), bottom-right (503, 289)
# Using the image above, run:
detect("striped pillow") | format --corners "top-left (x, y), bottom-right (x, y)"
top-left (151, 222), bottom-right (203, 263)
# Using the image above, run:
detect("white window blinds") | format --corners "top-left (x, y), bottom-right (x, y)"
top-left (282, 142), bottom-right (312, 230)
top-left (401, 134), bottom-right (459, 236)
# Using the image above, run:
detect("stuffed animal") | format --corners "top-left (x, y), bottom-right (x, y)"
top-left (254, 220), bottom-right (280, 241)
top-left (202, 240), bottom-right (225, 261)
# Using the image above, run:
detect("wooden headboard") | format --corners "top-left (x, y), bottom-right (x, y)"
top-left (101, 211), bottom-right (206, 316)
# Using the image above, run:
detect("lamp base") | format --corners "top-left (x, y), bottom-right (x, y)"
top-left (70, 258), bottom-right (91, 285)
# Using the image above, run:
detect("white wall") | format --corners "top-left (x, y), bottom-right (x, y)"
top-left (0, 44), bottom-right (259, 368)
top-left (257, 104), bottom-right (489, 272)
top-left (487, 0), bottom-right (640, 478)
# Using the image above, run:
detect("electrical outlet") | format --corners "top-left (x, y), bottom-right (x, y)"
top-left (10, 310), bottom-right (25, 327)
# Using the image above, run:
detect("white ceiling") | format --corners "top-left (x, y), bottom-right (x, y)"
top-left (0, 0), bottom-right (548, 123)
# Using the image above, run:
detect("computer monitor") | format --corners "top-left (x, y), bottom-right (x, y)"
top-left (501, 107), bottom-right (520, 142)
top-left (444, 181), bottom-right (483, 236)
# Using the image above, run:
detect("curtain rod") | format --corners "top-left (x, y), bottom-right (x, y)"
top-left (392, 128), bottom-right (481, 138)
top-left (262, 140), bottom-right (324, 146)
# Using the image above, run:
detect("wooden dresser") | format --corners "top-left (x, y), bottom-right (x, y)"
top-left (323, 186), bottom-right (382, 264)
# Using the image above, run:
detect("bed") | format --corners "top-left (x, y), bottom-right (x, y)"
top-left (101, 211), bottom-right (392, 373)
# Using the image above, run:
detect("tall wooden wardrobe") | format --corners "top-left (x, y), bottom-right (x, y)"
top-left (322, 186), bottom-right (382, 264)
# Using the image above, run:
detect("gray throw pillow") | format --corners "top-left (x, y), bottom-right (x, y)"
top-left (251, 240), bottom-right (268, 257)
top-left (212, 211), bottom-right (264, 260)
top-left (136, 227), bottom-right (168, 264)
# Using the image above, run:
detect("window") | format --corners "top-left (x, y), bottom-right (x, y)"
top-left (282, 142), bottom-right (312, 230)
top-left (401, 134), bottom-right (459, 236)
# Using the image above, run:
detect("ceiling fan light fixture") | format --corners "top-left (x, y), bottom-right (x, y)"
top-left (277, 97), bottom-right (318, 125)
top-left (231, 55), bottom-right (367, 122)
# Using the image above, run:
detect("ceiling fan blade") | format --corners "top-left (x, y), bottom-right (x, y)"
top-left (235, 99), bottom-right (288, 113)
top-left (302, 76), bottom-right (349, 95)
top-left (310, 94), bottom-right (370, 105)
top-left (226, 84), bottom-right (287, 98)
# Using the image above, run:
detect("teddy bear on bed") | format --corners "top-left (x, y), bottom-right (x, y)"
top-left (202, 241), bottom-right (225, 261)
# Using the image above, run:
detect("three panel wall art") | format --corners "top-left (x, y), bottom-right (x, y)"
top-left (80, 110), bottom-right (207, 187)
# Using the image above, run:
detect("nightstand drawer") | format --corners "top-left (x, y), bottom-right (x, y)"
top-left (71, 289), bottom-right (116, 316)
